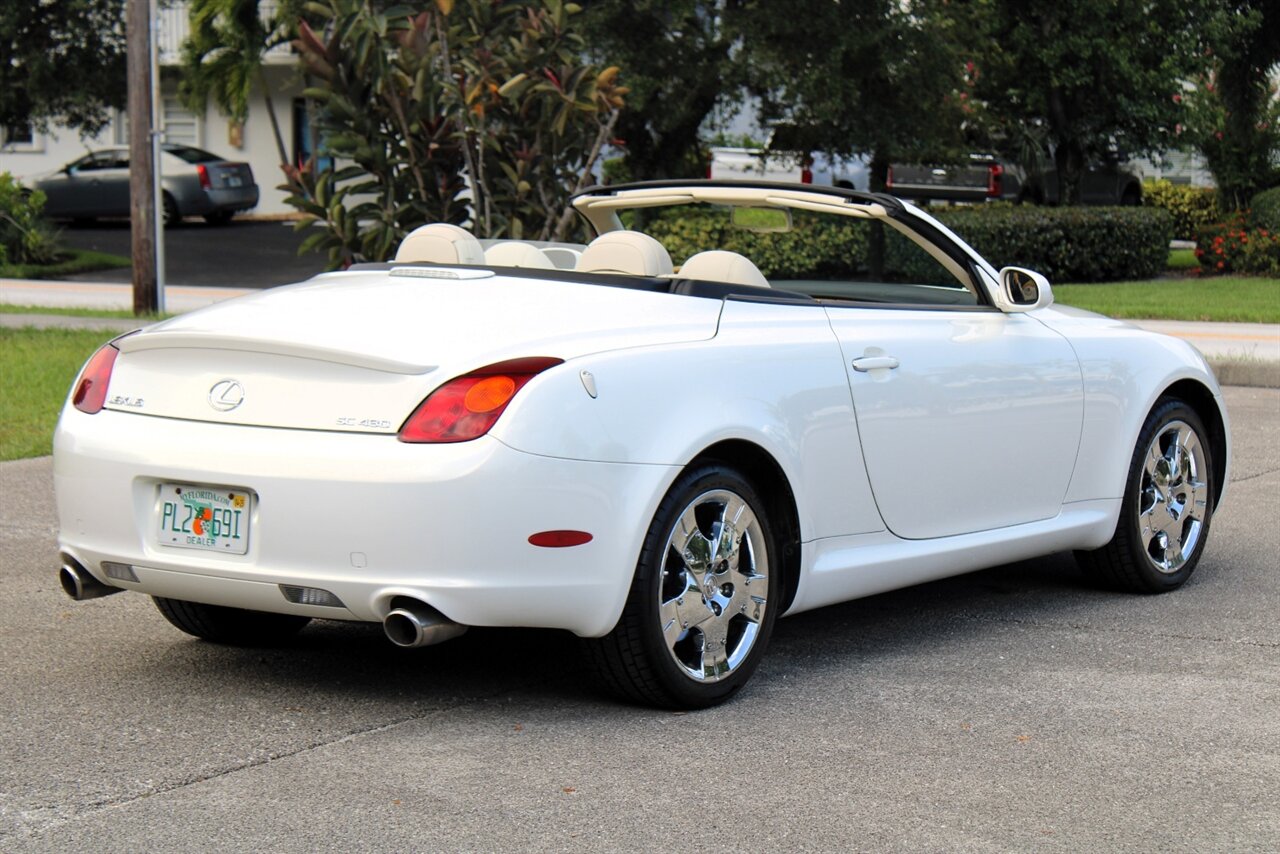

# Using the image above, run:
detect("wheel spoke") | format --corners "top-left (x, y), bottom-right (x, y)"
top-left (1143, 441), bottom-right (1166, 482)
top-left (698, 619), bottom-right (731, 679)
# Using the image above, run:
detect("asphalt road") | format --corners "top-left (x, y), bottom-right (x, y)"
top-left (1, 388), bottom-right (1277, 852)
top-left (60, 220), bottom-right (326, 288)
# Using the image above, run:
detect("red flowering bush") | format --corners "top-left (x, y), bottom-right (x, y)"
top-left (1195, 213), bottom-right (1280, 276)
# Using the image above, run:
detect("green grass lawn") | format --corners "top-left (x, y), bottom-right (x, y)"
top-left (0, 327), bottom-right (118, 461)
top-left (1055, 276), bottom-right (1280, 323)
top-left (1166, 248), bottom-right (1199, 271)
top-left (0, 303), bottom-right (170, 321)
top-left (0, 248), bottom-right (131, 280)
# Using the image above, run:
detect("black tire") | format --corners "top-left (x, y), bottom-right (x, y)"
top-left (162, 192), bottom-right (181, 228)
top-left (153, 596), bottom-right (311, 645)
top-left (583, 465), bottom-right (780, 709)
top-left (1075, 398), bottom-right (1215, 593)
top-left (203, 211), bottom-right (234, 226)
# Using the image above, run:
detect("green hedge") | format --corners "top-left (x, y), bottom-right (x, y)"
top-left (928, 206), bottom-right (1173, 282)
top-left (1143, 180), bottom-right (1221, 240)
top-left (641, 210), bottom-right (871, 279)
top-left (642, 204), bottom-right (1172, 284)
top-left (1250, 187), bottom-right (1280, 232)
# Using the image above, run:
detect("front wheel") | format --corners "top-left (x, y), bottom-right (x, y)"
top-left (584, 465), bottom-right (780, 709)
top-left (1076, 398), bottom-right (1216, 592)
top-left (153, 597), bottom-right (311, 645)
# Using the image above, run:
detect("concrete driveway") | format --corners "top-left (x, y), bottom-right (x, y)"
top-left (59, 219), bottom-right (326, 289)
top-left (1, 388), bottom-right (1276, 852)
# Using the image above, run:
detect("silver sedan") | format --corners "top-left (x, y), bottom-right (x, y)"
top-left (34, 144), bottom-right (259, 226)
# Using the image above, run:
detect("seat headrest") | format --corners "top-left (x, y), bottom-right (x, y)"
top-left (484, 241), bottom-right (555, 270)
top-left (577, 231), bottom-right (674, 277)
top-left (678, 250), bottom-right (770, 289)
top-left (394, 223), bottom-right (486, 265)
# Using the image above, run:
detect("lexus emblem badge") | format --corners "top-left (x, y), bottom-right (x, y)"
top-left (208, 379), bottom-right (245, 412)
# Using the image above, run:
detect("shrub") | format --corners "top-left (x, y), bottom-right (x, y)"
top-left (1142, 180), bottom-right (1221, 240)
top-left (928, 206), bottom-right (1174, 282)
top-left (643, 209), bottom-right (871, 279)
top-left (1250, 186), bottom-right (1280, 232)
top-left (1195, 214), bottom-right (1280, 277)
top-left (0, 172), bottom-right (61, 266)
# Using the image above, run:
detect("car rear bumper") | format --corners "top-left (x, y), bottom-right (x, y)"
top-left (54, 408), bottom-right (675, 637)
top-left (205, 186), bottom-right (260, 213)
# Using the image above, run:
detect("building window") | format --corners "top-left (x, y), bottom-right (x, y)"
top-left (1, 118), bottom-right (41, 152)
top-left (113, 99), bottom-right (202, 148)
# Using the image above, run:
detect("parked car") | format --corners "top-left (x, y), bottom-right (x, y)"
top-left (33, 144), bottom-right (259, 226)
top-left (710, 125), bottom-right (871, 189)
top-left (888, 153), bottom-right (1143, 204)
top-left (54, 179), bottom-right (1227, 709)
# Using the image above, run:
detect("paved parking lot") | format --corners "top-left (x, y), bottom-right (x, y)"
top-left (1, 387), bottom-right (1276, 852)
top-left (60, 220), bottom-right (326, 288)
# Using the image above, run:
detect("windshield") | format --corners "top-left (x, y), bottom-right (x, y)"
top-left (163, 145), bottom-right (224, 164)
top-left (620, 202), bottom-right (979, 307)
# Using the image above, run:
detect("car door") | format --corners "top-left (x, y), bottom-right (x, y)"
top-left (821, 222), bottom-right (1084, 540)
top-left (90, 152), bottom-right (132, 216)
top-left (38, 154), bottom-right (99, 217)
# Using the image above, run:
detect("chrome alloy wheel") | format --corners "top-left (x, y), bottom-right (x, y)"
top-left (1137, 419), bottom-right (1210, 574)
top-left (658, 489), bottom-right (769, 682)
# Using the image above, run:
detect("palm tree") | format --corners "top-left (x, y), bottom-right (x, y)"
top-left (179, 0), bottom-right (297, 169)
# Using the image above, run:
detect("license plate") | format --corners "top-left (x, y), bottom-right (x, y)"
top-left (157, 483), bottom-right (252, 554)
top-left (226, 176), bottom-right (243, 187)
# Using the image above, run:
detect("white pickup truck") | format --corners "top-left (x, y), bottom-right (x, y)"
top-left (709, 128), bottom-right (871, 190)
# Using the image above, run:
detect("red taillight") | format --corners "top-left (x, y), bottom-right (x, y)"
top-left (196, 164), bottom-right (212, 190)
top-left (800, 168), bottom-right (813, 184)
top-left (72, 344), bottom-right (119, 414)
top-left (398, 357), bottom-right (563, 443)
top-left (886, 165), bottom-right (895, 189)
top-left (987, 163), bottom-right (1004, 198)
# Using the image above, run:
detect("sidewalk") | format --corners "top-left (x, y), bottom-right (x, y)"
top-left (4, 276), bottom-right (1278, 386)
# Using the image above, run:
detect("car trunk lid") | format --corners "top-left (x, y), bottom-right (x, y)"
top-left (104, 269), bottom-right (723, 433)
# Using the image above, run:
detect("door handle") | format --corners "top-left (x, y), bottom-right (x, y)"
top-left (851, 355), bottom-right (900, 372)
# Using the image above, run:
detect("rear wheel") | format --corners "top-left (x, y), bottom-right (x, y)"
top-left (1076, 398), bottom-right (1215, 592)
top-left (153, 597), bottom-right (311, 645)
top-left (162, 192), bottom-right (181, 228)
top-left (584, 465), bottom-right (779, 709)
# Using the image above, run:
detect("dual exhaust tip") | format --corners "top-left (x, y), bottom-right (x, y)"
top-left (59, 555), bottom-right (465, 649)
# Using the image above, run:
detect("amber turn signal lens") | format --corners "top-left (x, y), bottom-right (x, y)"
top-left (398, 357), bottom-right (563, 443)
top-left (464, 376), bottom-right (517, 414)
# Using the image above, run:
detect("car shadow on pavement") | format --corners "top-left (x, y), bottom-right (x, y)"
top-left (133, 550), bottom-right (1109, 709)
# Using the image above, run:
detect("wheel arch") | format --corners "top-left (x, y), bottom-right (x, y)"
top-left (1159, 378), bottom-right (1228, 509)
top-left (687, 439), bottom-right (803, 614)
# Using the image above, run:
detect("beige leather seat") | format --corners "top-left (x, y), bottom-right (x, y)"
top-left (484, 241), bottom-right (555, 269)
top-left (577, 231), bottom-right (674, 277)
top-left (394, 223), bottom-right (486, 265)
top-left (678, 250), bottom-right (770, 288)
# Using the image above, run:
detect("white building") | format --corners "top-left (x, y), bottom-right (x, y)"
top-left (0, 2), bottom-right (311, 215)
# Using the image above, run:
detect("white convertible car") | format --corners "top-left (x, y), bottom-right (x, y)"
top-left (54, 180), bottom-right (1229, 708)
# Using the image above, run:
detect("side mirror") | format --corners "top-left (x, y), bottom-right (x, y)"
top-left (995, 266), bottom-right (1054, 312)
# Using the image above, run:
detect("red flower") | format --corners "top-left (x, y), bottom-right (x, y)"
top-left (1216, 261), bottom-right (1225, 269)
top-left (1172, 93), bottom-right (1183, 103)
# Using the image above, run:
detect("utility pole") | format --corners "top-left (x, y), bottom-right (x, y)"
top-left (127, 0), bottom-right (159, 315)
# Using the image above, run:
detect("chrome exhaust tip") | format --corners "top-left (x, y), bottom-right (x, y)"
top-left (383, 601), bottom-right (467, 648)
top-left (58, 556), bottom-right (123, 601)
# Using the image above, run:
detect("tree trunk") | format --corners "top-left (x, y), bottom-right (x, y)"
top-left (126, 0), bottom-right (158, 315)
top-left (868, 152), bottom-right (890, 277)
top-left (256, 66), bottom-right (289, 170)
